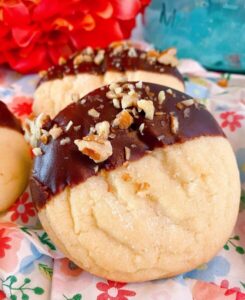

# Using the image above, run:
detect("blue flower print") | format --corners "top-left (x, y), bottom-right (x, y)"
top-left (184, 256), bottom-right (230, 281)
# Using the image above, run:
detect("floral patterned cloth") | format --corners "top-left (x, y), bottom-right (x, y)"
top-left (0, 61), bottom-right (244, 300)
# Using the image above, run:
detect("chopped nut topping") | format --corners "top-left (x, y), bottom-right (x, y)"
top-left (139, 123), bottom-right (145, 135)
top-left (58, 56), bottom-right (66, 65)
top-left (121, 93), bottom-right (138, 109)
top-left (128, 47), bottom-right (137, 58)
top-left (157, 135), bottom-right (165, 141)
top-left (106, 90), bottom-right (117, 99)
top-left (170, 113), bottom-right (179, 134)
top-left (166, 88), bottom-right (173, 94)
top-left (65, 120), bottom-right (73, 132)
top-left (115, 87), bottom-right (122, 95)
top-left (113, 98), bottom-right (120, 109)
top-left (94, 50), bottom-right (105, 65)
top-left (125, 147), bottom-right (131, 160)
top-left (109, 82), bottom-right (119, 91)
top-left (88, 108), bottom-right (100, 118)
top-left (184, 108), bottom-right (191, 118)
top-left (33, 147), bottom-right (42, 156)
top-left (109, 133), bottom-right (116, 139)
top-left (73, 54), bottom-right (84, 65)
top-left (137, 99), bottom-right (155, 120)
top-left (95, 121), bottom-right (110, 139)
top-left (155, 111), bottom-right (164, 116)
top-left (135, 81), bottom-right (143, 89)
top-left (83, 47), bottom-right (94, 55)
top-left (40, 134), bottom-right (48, 144)
top-left (83, 54), bottom-right (93, 62)
top-left (74, 125), bottom-right (81, 131)
top-left (38, 70), bottom-right (47, 77)
top-left (80, 99), bottom-right (86, 105)
top-left (49, 124), bottom-right (63, 140)
top-left (112, 110), bottom-right (133, 129)
top-left (181, 99), bottom-right (194, 106)
top-left (94, 165), bottom-right (99, 173)
top-left (24, 113), bottom-right (50, 147)
top-left (60, 137), bottom-right (71, 145)
top-left (158, 91), bottom-right (166, 104)
top-left (75, 135), bottom-right (112, 163)
top-left (157, 48), bottom-right (178, 67)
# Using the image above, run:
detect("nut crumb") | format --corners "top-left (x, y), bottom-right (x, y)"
top-left (113, 98), bottom-right (120, 109)
top-left (157, 135), bottom-right (165, 141)
top-left (158, 91), bottom-right (166, 104)
top-left (157, 48), bottom-right (178, 67)
top-left (181, 99), bottom-right (194, 106)
top-left (88, 108), bottom-right (100, 118)
top-left (75, 136), bottom-right (112, 163)
top-left (139, 123), bottom-right (145, 135)
top-left (58, 56), bottom-right (66, 65)
top-left (106, 90), bottom-right (117, 99)
top-left (184, 108), bottom-right (191, 118)
top-left (60, 137), bottom-right (71, 145)
top-left (125, 147), bottom-right (131, 160)
top-left (170, 113), bottom-right (179, 134)
top-left (95, 121), bottom-right (110, 138)
top-left (32, 147), bottom-right (42, 156)
top-left (65, 120), bottom-right (73, 132)
top-left (155, 111), bottom-right (164, 116)
top-left (49, 125), bottom-right (63, 140)
top-left (109, 133), bottom-right (116, 139)
top-left (166, 88), bottom-right (173, 95)
top-left (137, 99), bottom-right (155, 120)
top-left (112, 110), bottom-right (133, 129)
top-left (136, 81), bottom-right (143, 89)
top-left (94, 50), bottom-right (105, 65)
top-left (94, 165), bottom-right (99, 173)
top-left (121, 93), bottom-right (138, 109)
top-left (74, 125), bottom-right (81, 131)
top-left (80, 99), bottom-right (86, 105)
top-left (128, 47), bottom-right (137, 58)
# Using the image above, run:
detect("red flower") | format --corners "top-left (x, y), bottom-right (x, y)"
top-left (0, 290), bottom-right (6, 300)
top-left (9, 96), bottom-right (33, 119)
top-left (96, 280), bottom-right (136, 300)
top-left (9, 192), bottom-right (36, 223)
top-left (59, 258), bottom-right (83, 277)
top-left (220, 111), bottom-right (245, 132)
top-left (0, 0), bottom-right (150, 73)
top-left (0, 228), bottom-right (11, 258)
top-left (220, 280), bottom-right (245, 300)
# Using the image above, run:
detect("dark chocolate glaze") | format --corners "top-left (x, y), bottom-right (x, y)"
top-left (30, 82), bottom-right (224, 210)
top-left (38, 46), bottom-right (183, 86)
top-left (0, 101), bottom-right (22, 133)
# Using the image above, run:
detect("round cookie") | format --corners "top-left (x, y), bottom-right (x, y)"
top-left (30, 82), bottom-right (240, 282)
top-left (34, 42), bottom-right (184, 117)
top-left (0, 101), bottom-right (31, 212)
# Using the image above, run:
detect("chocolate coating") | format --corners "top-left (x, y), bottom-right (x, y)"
top-left (0, 101), bottom-right (22, 133)
top-left (38, 46), bottom-right (183, 86)
top-left (31, 82), bottom-right (224, 210)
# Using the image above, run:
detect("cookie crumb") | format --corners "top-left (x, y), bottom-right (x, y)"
top-left (33, 147), bottom-right (42, 156)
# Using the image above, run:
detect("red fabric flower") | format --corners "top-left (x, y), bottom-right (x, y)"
top-left (9, 96), bottom-right (33, 120)
top-left (220, 111), bottom-right (244, 132)
top-left (0, 228), bottom-right (11, 258)
top-left (0, 290), bottom-right (6, 300)
top-left (0, 0), bottom-right (150, 73)
top-left (220, 280), bottom-right (245, 300)
top-left (59, 258), bottom-right (83, 277)
top-left (96, 280), bottom-right (136, 300)
top-left (9, 192), bottom-right (36, 223)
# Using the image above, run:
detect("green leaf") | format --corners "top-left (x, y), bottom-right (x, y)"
top-left (240, 281), bottom-right (245, 289)
top-left (20, 227), bottom-right (32, 236)
top-left (24, 278), bottom-right (31, 284)
top-left (9, 276), bottom-right (17, 285)
top-left (38, 263), bottom-right (53, 279)
top-left (223, 244), bottom-right (229, 250)
top-left (22, 294), bottom-right (29, 300)
top-left (72, 295), bottom-right (82, 300)
top-left (38, 232), bottom-right (56, 251)
top-left (236, 246), bottom-right (245, 254)
top-left (10, 295), bottom-right (17, 300)
top-left (33, 287), bottom-right (44, 295)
